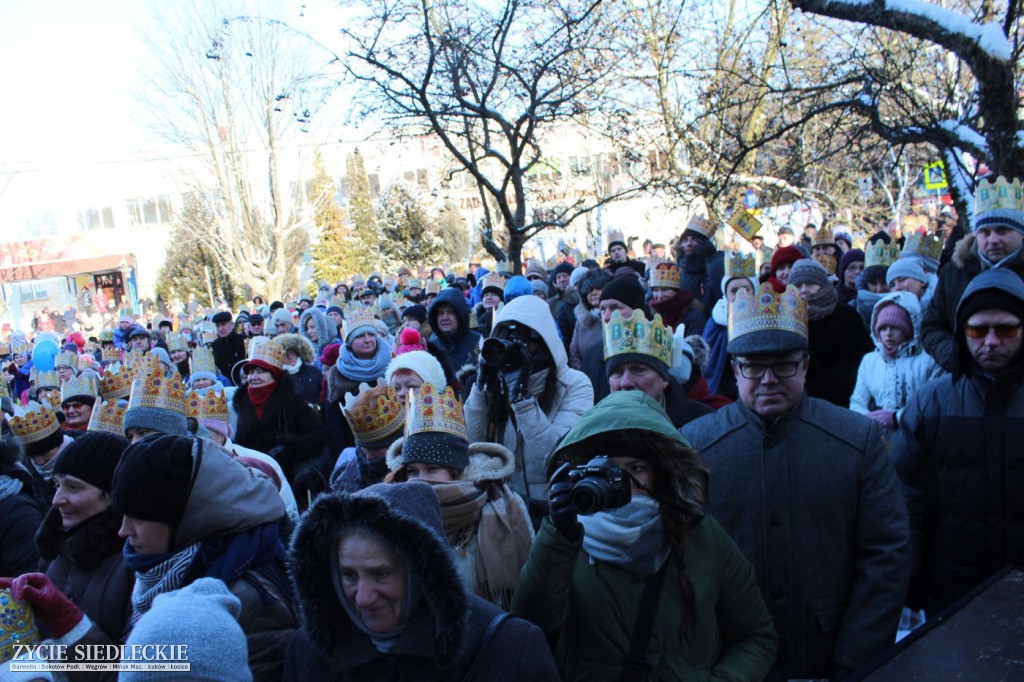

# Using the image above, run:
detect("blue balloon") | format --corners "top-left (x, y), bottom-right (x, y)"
top-left (32, 338), bottom-right (60, 372)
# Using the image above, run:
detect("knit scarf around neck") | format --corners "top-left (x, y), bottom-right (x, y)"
top-left (805, 284), bottom-right (839, 321)
top-left (124, 541), bottom-right (201, 627)
top-left (336, 340), bottom-right (391, 383)
top-left (579, 497), bottom-right (670, 575)
top-left (0, 475), bottom-right (23, 502)
top-left (247, 381), bottom-right (277, 421)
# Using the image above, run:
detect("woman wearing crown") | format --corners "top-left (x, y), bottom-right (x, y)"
top-left (648, 261), bottom-right (707, 336)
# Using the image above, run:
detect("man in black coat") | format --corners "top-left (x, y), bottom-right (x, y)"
top-left (428, 287), bottom-right (482, 371)
top-left (603, 239), bottom-right (646, 277)
top-left (209, 311), bottom-right (246, 385)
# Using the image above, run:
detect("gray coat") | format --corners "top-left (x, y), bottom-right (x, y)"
top-left (683, 396), bottom-right (910, 679)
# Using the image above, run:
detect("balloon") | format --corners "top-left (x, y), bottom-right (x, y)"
top-left (32, 338), bottom-right (60, 372)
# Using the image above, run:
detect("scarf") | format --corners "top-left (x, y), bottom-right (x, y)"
top-left (979, 245), bottom-right (1024, 269)
top-left (805, 284), bottom-right (839, 321)
top-left (31, 450), bottom-right (59, 481)
top-left (711, 298), bottom-right (728, 326)
top-left (579, 497), bottom-right (671, 575)
top-left (283, 358), bottom-right (302, 375)
top-left (125, 541), bottom-right (201, 627)
top-left (186, 522), bottom-right (292, 605)
top-left (336, 339), bottom-right (392, 383)
top-left (0, 474), bottom-right (23, 502)
top-left (433, 480), bottom-right (534, 607)
top-left (247, 381), bottom-right (277, 421)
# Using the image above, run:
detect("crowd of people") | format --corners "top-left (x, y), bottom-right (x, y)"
top-left (0, 177), bottom-right (1022, 681)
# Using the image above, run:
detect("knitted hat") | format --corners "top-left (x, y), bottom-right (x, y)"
top-left (788, 259), bottom-right (830, 288)
top-left (503, 275), bottom-right (534, 302)
top-left (271, 308), bottom-right (293, 328)
top-left (319, 342), bottom-right (342, 368)
top-left (838, 248), bottom-right (866, 280)
top-left (551, 261), bottom-right (576, 279)
top-left (770, 246), bottom-right (804, 275)
top-left (395, 328), bottom-right (426, 355)
top-left (400, 432), bottom-right (469, 472)
top-left (599, 276), bottom-right (646, 312)
top-left (531, 280), bottom-right (548, 296)
top-left (401, 304), bottom-right (428, 324)
top-left (385, 350), bottom-right (446, 389)
top-left (873, 302), bottom-right (914, 339)
top-left (525, 262), bottom-right (547, 280)
top-left (569, 266), bottom-right (589, 289)
top-left (885, 257), bottom-right (928, 286)
top-left (120, 578), bottom-right (251, 682)
top-left (53, 431), bottom-right (129, 494)
top-left (956, 269), bottom-right (1024, 329)
top-left (111, 434), bottom-right (195, 526)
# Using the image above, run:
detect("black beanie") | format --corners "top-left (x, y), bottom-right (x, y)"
top-left (25, 428), bottom-right (65, 459)
top-left (402, 304), bottom-right (428, 324)
top-left (111, 433), bottom-right (195, 526)
top-left (401, 432), bottom-right (469, 472)
top-left (53, 431), bottom-right (129, 494)
top-left (551, 261), bottom-right (575, 278)
top-left (957, 289), bottom-right (1024, 330)
top-left (599, 276), bottom-right (646, 312)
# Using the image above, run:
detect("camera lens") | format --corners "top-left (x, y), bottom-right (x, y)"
top-left (571, 478), bottom-right (610, 515)
top-left (480, 337), bottom-right (509, 367)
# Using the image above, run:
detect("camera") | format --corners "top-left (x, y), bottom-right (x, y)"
top-left (481, 337), bottom-right (531, 371)
top-left (566, 456), bottom-right (631, 515)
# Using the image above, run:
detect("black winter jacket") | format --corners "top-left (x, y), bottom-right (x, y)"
top-left (0, 463), bottom-right (43, 577)
top-left (428, 287), bottom-right (482, 371)
top-left (806, 303), bottom-right (873, 408)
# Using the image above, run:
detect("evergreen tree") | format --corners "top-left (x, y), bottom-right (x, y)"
top-left (344, 149), bottom-right (383, 274)
top-left (155, 197), bottom-right (238, 308)
top-left (309, 149), bottom-right (352, 288)
top-left (376, 182), bottom-right (445, 271)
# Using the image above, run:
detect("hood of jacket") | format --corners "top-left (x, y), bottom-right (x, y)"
top-left (869, 291), bottom-right (924, 358)
top-left (298, 308), bottom-right (337, 353)
top-left (428, 287), bottom-right (472, 342)
top-left (492, 294), bottom-right (567, 372)
top-left (953, 267), bottom-right (1024, 377)
top-left (288, 483), bottom-right (469, 668)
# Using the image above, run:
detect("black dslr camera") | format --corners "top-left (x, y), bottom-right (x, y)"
top-left (566, 456), bottom-right (631, 515)
top-left (481, 322), bottom-right (534, 371)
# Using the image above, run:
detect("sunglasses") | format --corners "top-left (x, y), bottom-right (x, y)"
top-left (964, 323), bottom-right (1022, 339)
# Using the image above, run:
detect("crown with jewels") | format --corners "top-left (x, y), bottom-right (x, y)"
top-left (602, 310), bottom-right (673, 367)
top-left (812, 227), bottom-right (835, 247)
top-left (649, 261), bottom-right (682, 289)
top-left (480, 273), bottom-right (508, 294)
top-left (36, 388), bottom-right (63, 413)
top-left (683, 211), bottom-right (718, 240)
top-left (343, 307), bottom-right (378, 341)
top-left (61, 374), bottom-right (99, 403)
top-left (404, 383), bottom-right (467, 440)
top-left (10, 401), bottom-right (61, 444)
top-left (87, 398), bottom-right (128, 436)
top-left (190, 346), bottom-right (217, 377)
top-left (342, 378), bottom-right (406, 446)
top-left (98, 363), bottom-right (133, 400)
top-left (127, 353), bottom-right (186, 416)
top-left (244, 336), bottom-right (287, 371)
top-left (165, 333), bottom-right (189, 353)
top-left (31, 369), bottom-right (61, 390)
top-left (185, 388), bottom-right (229, 422)
top-left (974, 176), bottom-right (1024, 214)
top-left (728, 283), bottom-right (808, 344)
top-left (865, 241), bottom-right (901, 268)
top-left (54, 350), bottom-right (77, 369)
top-left (902, 230), bottom-right (943, 262)
top-left (124, 349), bottom-right (148, 376)
top-left (0, 587), bottom-right (41, 664)
top-left (724, 251), bottom-right (757, 279)
top-left (101, 346), bottom-right (122, 364)
top-left (813, 252), bottom-right (837, 275)
top-left (10, 336), bottom-right (29, 356)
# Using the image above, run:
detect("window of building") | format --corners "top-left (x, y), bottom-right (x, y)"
top-left (17, 281), bottom-right (49, 302)
top-left (21, 211), bottom-right (58, 238)
top-left (569, 156), bottom-right (592, 177)
top-left (126, 195), bottom-right (173, 227)
top-left (78, 206), bottom-right (115, 231)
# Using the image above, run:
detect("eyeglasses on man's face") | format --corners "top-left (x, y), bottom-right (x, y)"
top-left (733, 357), bottom-right (806, 380)
top-left (964, 323), bottom-right (1022, 340)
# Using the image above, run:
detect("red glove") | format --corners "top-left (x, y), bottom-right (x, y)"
top-left (11, 573), bottom-right (83, 638)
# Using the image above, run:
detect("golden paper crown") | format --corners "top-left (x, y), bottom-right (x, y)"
top-left (649, 261), bottom-right (682, 289)
top-left (98, 329), bottom-right (115, 343)
top-left (127, 353), bottom-right (186, 416)
top-left (166, 332), bottom-right (188, 353)
top-left (61, 374), bottom-right (99, 403)
top-left (811, 227), bottom-right (835, 247)
top-left (10, 401), bottom-right (61, 444)
top-left (36, 389), bottom-right (63, 413)
top-left (408, 278), bottom-right (423, 289)
top-left (87, 398), bottom-right (128, 436)
top-left (684, 211), bottom-right (717, 240)
top-left (185, 388), bottom-right (229, 422)
top-left (902, 231), bottom-right (943, 262)
top-left (974, 176), bottom-right (1024, 214)
top-left (425, 280), bottom-right (442, 295)
top-left (244, 336), bottom-right (287, 371)
top-left (190, 346), bottom-right (217, 377)
top-left (727, 283), bottom-right (808, 344)
top-left (343, 379), bottom-right (406, 445)
top-left (480, 273), bottom-right (508, 294)
top-left (865, 241), bottom-right (901, 268)
top-left (124, 349), bottom-right (148, 376)
top-left (602, 310), bottom-right (673, 367)
top-left (0, 587), bottom-right (40, 663)
top-left (724, 251), bottom-right (757, 279)
top-left (494, 259), bottom-right (515, 275)
top-left (99, 363), bottom-right (133, 400)
top-left (101, 346), bottom-right (122, 364)
top-left (32, 369), bottom-right (61, 390)
top-left (813, 252), bottom-right (837, 275)
top-left (54, 350), bottom-right (77, 369)
top-left (405, 383), bottom-right (467, 440)
top-left (343, 307), bottom-right (378, 341)
top-left (0, 341), bottom-right (9, 356)
top-left (10, 337), bottom-right (29, 356)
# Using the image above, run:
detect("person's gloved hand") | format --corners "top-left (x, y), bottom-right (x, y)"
top-left (292, 468), bottom-right (326, 503)
top-left (549, 463), bottom-right (581, 541)
top-left (475, 363), bottom-right (498, 392)
top-left (6, 573), bottom-right (84, 638)
top-left (502, 368), bottom-right (526, 402)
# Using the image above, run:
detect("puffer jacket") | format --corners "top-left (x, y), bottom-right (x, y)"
top-left (465, 296), bottom-right (594, 502)
top-left (568, 302), bottom-right (606, 397)
top-left (850, 292), bottom-right (944, 425)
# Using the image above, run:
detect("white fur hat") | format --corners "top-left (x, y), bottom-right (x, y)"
top-left (385, 351), bottom-right (446, 389)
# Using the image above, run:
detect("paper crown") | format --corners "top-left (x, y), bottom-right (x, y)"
top-left (98, 363), bottom-right (133, 400)
top-left (343, 307), bottom-right (378, 341)
top-left (425, 280), bottom-right (442, 295)
top-left (98, 329), bottom-right (115, 343)
top-left (165, 332), bottom-right (188, 353)
top-left (127, 353), bottom-right (186, 416)
top-left (494, 259), bottom-right (515, 275)
top-left (727, 283), bottom-right (808, 345)
top-left (10, 401), bottom-right (61, 444)
top-left (813, 252), bottom-right (837, 275)
top-left (404, 383), bottom-right (467, 441)
top-left (87, 398), bottom-right (128, 436)
top-left (244, 336), bottom-right (287, 371)
top-left (649, 261), bottom-right (681, 289)
top-left (865, 241), bottom-right (901, 268)
top-left (54, 350), bottom-right (77, 369)
top-left (0, 588), bottom-right (40, 664)
top-left (186, 388), bottom-right (229, 422)
top-left (480, 273), bottom-right (508, 294)
top-left (32, 369), bottom-right (61, 390)
top-left (811, 227), bottom-right (835, 247)
top-left (902, 231), bottom-right (943, 262)
top-left (684, 211), bottom-right (718, 240)
top-left (190, 346), bottom-right (217, 377)
top-left (101, 346), bottom-right (122, 363)
top-left (408, 278), bottom-right (423, 289)
top-left (724, 251), bottom-right (757, 279)
top-left (61, 374), bottom-right (99, 403)
top-left (0, 341), bottom-right (8, 356)
top-left (602, 309), bottom-right (673, 368)
top-left (124, 349), bottom-right (148, 376)
top-left (36, 388), bottom-right (63, 413)
top-left (342, 379), bottom-right (406, 445)
top-left (10, 337), bottom-right (29, 356)
top-left (974, 176), bottom-right (1024, 214)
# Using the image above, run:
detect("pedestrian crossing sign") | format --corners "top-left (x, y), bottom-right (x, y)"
top-left (728, 208), bottom-right (763, 243)
top-left (923, 161), bottom-right (948, 190)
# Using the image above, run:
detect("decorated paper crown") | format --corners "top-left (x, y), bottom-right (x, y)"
top-left (87, 398), bottom-right (128, 436)
top-left (98, 363), bottom-right (133, 400)
top-left (244, 336), bottom-right (287, 371)
top-left (480, 273), bottom-right (508, 294)
top-left (811, 227), bottom-right (835, 247)
top-left (425, 280), bottom-right (442, 295)
top-left (10, 401), bottom-right (61, 444)
top-left (813, 252), bottom-right (837, 275)
top-left (0, 341), bottom-right (9, 356)
top-left (165, 332), bottom-right (189, 353)
top-left (32, 369), bottom-right (61, 390)
top-left (98, 329), bottom-right (115, 343)
top-left (343, 307), bottom-right (378, 341)
top-left (101, 346), bottom-right (122, 364)
top-left (127, 353), bottom-right (186, 416)
top-left (649, 261), bottom-right (682, 289)
top-left (727, 283), bottom-right (808, 347)
top-left (124, 349), bottom-right (148, 376)
top-left (185, 388), bottom-right (229, 422)
top-left (61, 374), bottom-right (100, 403)
top-left (54, 350), bottom-right (77, 369)
top-left (0, 588), bottom-right (40, 664)
top-left (724, 251), bottom-right (757, 279)
top-left (408, 278), bottom-right (423, 289)
top-left (865, 241), bottom-right (901, 268)
top-left (191, 346), bottom-right (217, 377)
top-left (494, 259), bottom-right (515, 276)
top-left (36, 388), bottom-right (63, 413)
top-left (342, 379), bottom-right (406, 445)
top-left (602, 310), bottom-right (673, 367)
top-left (902, 231), bottom-right (943, 262)
top-left (974, 176), bottom-right (1024, 214)
top-left (683, 211), bottom-right (718, 240)
top-left (10, 337), bottom-right (29, 356)
top-left (404, 383), bottom-right (467, 441)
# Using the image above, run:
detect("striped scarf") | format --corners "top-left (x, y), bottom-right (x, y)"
top-left (124, 542), bottom-right (200, 627)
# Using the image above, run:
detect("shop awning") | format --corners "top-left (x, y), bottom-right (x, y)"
top-left (0, 253), bottom-right (135, 283)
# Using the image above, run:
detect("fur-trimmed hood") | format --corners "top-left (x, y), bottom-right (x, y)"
top-left (288, 483), bottom-right (470, 670)
top-left (273, 333), bottom-right (316, 364)
top-left (386, 438), bottom-right (515, 483)
top-left (952, 233), bottom-right (979, 270)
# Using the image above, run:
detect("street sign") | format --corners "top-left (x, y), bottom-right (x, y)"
top-left (923, 161), bottom-right (948, 190)
top-left (728, 208), bottom-right (763, 243)
top-left (744, 188), bottom-right (758, 209)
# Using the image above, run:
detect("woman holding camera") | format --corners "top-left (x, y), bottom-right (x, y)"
top-left (512, 391), bottom-right (776, 680)
top-left (464, 296), bottom-right (593, 520)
